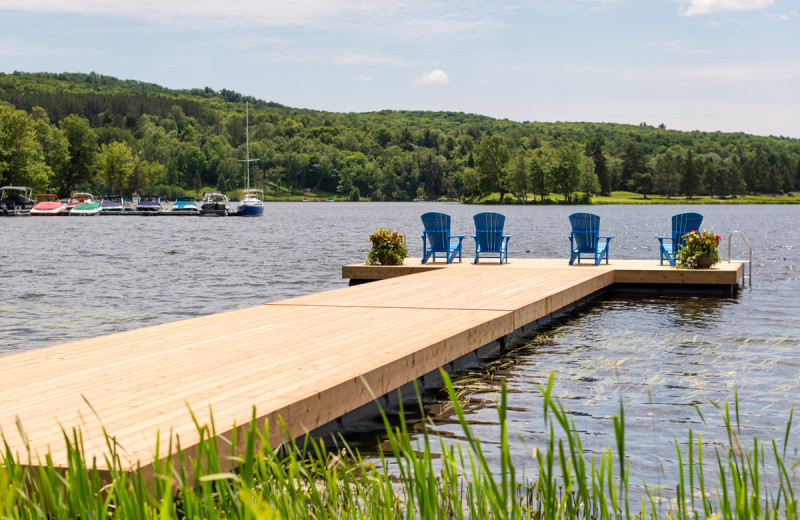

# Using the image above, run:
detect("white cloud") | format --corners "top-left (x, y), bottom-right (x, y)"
top-left (0, 0), bottom-right (503, 42)
top-left (680, 0), bottom-right (774, 16)
top-left (413, 70), bottom-right (450, 86)
top-left (354, 75), bottom-right (371, 82)
top-left (0, 0), bottom-right (356, 26)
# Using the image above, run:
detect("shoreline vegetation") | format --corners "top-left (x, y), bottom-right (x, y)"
top-left (2, 71), bottom-right (799, 205)
top-left (224, 188), bottom-right (800, 204)
top-left (1, 371), bottom-right (796, 519)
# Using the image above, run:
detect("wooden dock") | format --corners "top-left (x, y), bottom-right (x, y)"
top-left (0, 259), bottom-right (743, 480)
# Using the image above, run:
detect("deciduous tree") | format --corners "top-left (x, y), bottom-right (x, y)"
top-left (508, 148), bottom-right (529, 203)
top-left (99, 141), bottom-right (136, 194)
top-left (548, 146), bottom-right (580, 203)
top-left (0, 104), bottom-right (51, 191)
top-left (58, 114), bottom-right (98, 196)
top-left (476, 135), bottom-right (510, 200)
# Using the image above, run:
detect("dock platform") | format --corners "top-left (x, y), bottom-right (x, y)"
top-left (0, 259), bottom-right (743, 480)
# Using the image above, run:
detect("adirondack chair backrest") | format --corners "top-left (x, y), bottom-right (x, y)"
top-left (421, 212), bottom-right (452, 251)
top-left (672, 212), bottom-right (703, 249)
top-left (474, 212), bottom-right (506, 252)
top-left (569, 212), bottom-right (600, 252)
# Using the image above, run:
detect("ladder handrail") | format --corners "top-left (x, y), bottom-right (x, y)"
top-left (727, 231), bottom-right (752, 286)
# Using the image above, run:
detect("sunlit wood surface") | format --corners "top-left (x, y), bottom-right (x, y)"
top-left (0, 258), bottom-right (742, 479)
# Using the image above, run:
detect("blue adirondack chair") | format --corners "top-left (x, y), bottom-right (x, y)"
top-left (656, 212), bottom-right (703, 266)
top-left (472, 212), bottom-right (512, 264)
top-left (420, 212), bottom-right (466, 264)
top-left (568, 212), bottom-right (613, 265)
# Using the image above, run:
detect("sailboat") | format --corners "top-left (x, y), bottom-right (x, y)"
top-left (235, 102), bottom-right (264, 217)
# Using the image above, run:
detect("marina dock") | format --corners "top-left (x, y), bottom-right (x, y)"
top-left (0, 259), bottom-right (743, 481)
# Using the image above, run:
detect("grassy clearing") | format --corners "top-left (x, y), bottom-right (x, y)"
top-left (1, 371), bottom-right (798, 519)
top-left (465, 191), bottom-right (800, 205)
top-left (594, 191), bottom-right (800, 205)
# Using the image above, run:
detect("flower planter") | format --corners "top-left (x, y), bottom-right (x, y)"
top-left (675, 230), bottom-right (721, 270)
top-left (367, 228), bottom-right (408, 265)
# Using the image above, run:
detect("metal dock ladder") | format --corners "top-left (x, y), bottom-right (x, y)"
top-left (728, 231), bottom-right (752, 287)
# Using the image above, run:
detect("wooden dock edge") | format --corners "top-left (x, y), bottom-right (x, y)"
top-left (325, 259), bottom-right (743, 439)
top-left (343, 258), bottom-right (744, 296)
top-left (309, 286), bottom-right (610, 440)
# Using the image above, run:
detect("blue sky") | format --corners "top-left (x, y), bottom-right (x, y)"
top-left (1, 0), bottom-right (798, 137)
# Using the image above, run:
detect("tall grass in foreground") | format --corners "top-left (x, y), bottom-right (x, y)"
top-left (1, 371), bottom-right (797, 519)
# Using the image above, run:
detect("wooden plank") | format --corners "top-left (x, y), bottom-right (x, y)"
top-left (0, 258), bottom-right (743, 483)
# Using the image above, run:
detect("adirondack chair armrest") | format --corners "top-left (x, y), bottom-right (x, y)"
top-left (452, 234), bottom-right (467, 239)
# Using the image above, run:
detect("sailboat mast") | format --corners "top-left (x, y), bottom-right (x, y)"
top-left (239, 101), bottom-right (259, 191)
top-left (245, 101), bottom-right (250, 190)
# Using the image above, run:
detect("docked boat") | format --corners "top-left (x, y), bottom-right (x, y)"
top-left (199, 192), bottom-right (229, 217)
top-left (70, 193), bottom-right (103, 216)
top-left (30, 194), bottom-right (66, 216)
top-left (0, 186), bottom-right (35, 216)
top-left (234, 101), bottom-right (264, 217)
top-left (136, 195), bottom-right (162, 215)
top-left (235, 189), bottom-right (265, 217)
top-left (171, 196), bottom-right (200, 215)
top-left (100, 195), bottom-right (126, 215)
top-left (64, 193), bottom-right (95, 215)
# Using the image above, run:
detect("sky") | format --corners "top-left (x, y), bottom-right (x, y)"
top-left (0, 0), bottom-right (798, 138)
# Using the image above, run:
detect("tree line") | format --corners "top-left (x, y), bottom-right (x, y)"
top-left (1, 71), bottom-right (799, 201)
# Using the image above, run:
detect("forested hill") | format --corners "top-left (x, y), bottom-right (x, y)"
top-left (1, 71), bottom-right (799, 202)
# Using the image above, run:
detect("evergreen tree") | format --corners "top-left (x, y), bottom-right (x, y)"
top-left (654, 153), bottom-right (680, 198)
top-left (621, 142), bottom-right (647, 187)
top-left (585, 137), bottom-right (610, 195)
top-left (796, 158), bottom-right (800, 191)
top-left (680, 149), bottom-right (699, 198)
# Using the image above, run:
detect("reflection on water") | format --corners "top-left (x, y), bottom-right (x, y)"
top-left (2, 203), bottom-right (800, 496)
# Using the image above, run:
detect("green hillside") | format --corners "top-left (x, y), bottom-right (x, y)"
top-left (1, 71), bottom-right (798, 202)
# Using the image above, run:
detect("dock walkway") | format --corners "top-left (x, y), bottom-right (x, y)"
top-left (0, 259), bottom-right (742, 479)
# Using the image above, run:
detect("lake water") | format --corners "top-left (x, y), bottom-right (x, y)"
top-left (1, 203), bottom-right (798, 498)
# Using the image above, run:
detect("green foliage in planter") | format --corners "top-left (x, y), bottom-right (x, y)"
top-left (676, 229), bottom-right (722, 269)
top-left (366, 228), bottom-right (407, 265)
